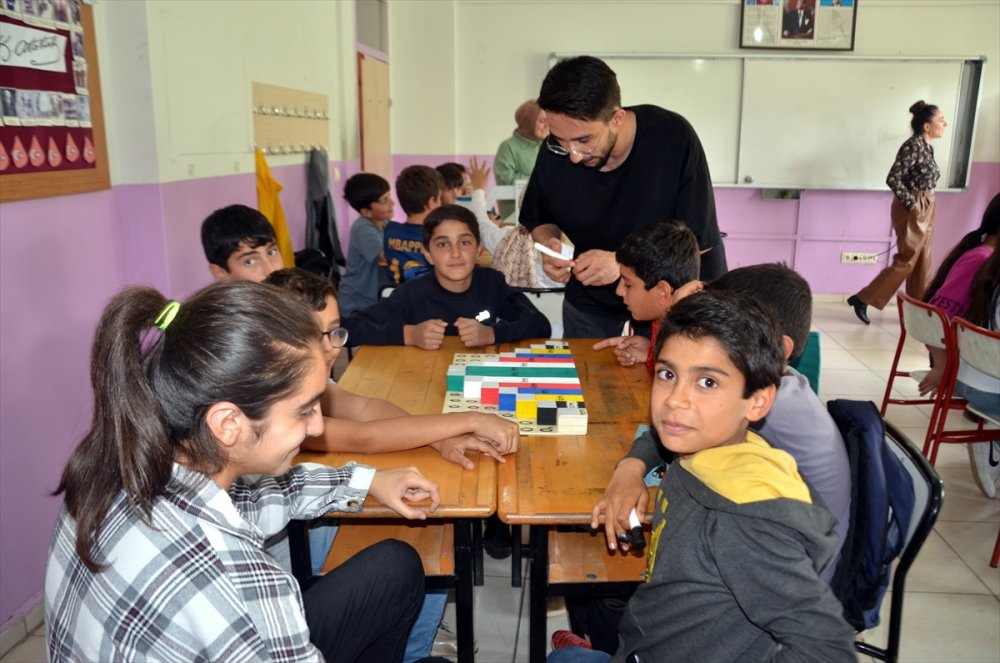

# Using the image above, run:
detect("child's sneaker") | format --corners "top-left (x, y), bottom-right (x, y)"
top-left (969, 441), bottom-right (1000, 499)
top-left (551, 629), bottom-right (592, 650)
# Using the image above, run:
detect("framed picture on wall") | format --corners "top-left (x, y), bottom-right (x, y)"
top-left (0, 0), bottom-right (109, 202)
top-left (741, 0), bottom-right (858, 51)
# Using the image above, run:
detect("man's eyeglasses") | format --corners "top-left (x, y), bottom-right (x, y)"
top-left (545, 123), bottom-right (609, 158)
top-left (321, 327), bottom-right (349, 348)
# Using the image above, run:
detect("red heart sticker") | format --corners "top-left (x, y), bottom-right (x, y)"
top-left (48, 137), bottom-right (63, 167)
top-left (29, 135), bottom-right (45, 167)
top-left (66, 133), bottom-right (79, 162)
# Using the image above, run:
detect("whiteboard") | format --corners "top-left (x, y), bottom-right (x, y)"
top-left (605, 56), bottom-right (743, 184)
top-left (551, 54), bottom-right (983, 191)
top-left (738, 59), bottom-right (961, 190)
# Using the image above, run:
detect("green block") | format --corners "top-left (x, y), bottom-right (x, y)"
top-left (464, 366), bottom-right (578, 378)
top-left (447, 375), bottom-right (465, 391)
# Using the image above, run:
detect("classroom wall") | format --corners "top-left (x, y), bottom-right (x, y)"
top-left (389, 0), bottom-right (1000, 292)
top-left (0, 0), bottom-right (362, 630)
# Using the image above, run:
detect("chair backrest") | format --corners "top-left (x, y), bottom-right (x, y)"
top-left (898, 293), bottom-right (950, 349)
top-left (827, 399), bottom-right (944, 662)
top-left (954, 317), bottom-right (1000, 380)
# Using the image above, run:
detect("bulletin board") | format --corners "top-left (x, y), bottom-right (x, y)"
top-left (0, 0), bottom-right (109, 203)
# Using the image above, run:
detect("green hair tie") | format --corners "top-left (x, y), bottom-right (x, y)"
top-left (154, 301), bottom-right (181, 330)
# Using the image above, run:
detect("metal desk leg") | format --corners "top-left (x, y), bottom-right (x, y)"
top-left (473, 517), bottom-right (484, 586)
top-left (287, 520), bottom-right (314, 591)
top-left (454, 520), bottom-right (476, 663)
top-left (512, 524), bottom-right (523, 587)
top-left (529, 525), bottom-right (548, 663)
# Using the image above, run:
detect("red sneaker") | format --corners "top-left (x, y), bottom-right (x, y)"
top-left (551, 629), bottom-right (592, 650)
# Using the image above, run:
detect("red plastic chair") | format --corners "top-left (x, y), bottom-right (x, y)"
top-left (880, 294), bottom-right (960, 457)
top-left (924, 317), bottom-right (1000, 463)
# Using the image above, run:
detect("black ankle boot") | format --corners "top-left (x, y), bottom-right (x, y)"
top-left (847, 295), bottom-right (870, 325)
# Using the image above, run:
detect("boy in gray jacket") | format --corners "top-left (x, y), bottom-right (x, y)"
top-left (549, 291), bottom-right (854, 663)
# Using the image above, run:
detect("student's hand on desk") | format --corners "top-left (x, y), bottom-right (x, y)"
top-left (572, 249), bottom-right (620, 287)
top-left (592, 336), bottom-right (649, 367)
top-left (455, 318), bottom-right (495, 347)
top-left (540, 238), bottom-right (573, 284)
top-left (591, 458), bottom-right (648, 551)
top-left (406, 320), bottom-right (448, 350)
top-left (468, 412), bottom-right (520, 454)
top-left (371, 467), bottom-right (440, 519)
top-left (468, 156), bottom-right (491, 191)
top-left (432, 434), bottom-right (506, 470)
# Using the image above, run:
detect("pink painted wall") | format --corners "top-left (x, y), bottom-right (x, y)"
top-left (0, 158), bottom-right (358, 627)
top-left (392, 156), bottom-right (1000, 294)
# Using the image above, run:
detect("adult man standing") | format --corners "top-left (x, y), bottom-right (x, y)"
top-left (520, 56), bottom-right (727, 338)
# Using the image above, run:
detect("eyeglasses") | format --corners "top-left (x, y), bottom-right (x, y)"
top-left (545, 123), bottom-right (609, 159)
top-left (320, 327), bottom-right (349, 348)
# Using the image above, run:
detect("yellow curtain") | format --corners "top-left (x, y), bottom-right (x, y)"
top-left (254, 148), bottom-right (294, 267)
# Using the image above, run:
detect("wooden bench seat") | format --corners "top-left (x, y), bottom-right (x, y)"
top-left (321, 520), bottom-right (455, 577)
top-left (548, 529), bottom-right (648, 587)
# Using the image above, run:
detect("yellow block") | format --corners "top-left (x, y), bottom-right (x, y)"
top-left (536, 394), bottom-right (585, 402)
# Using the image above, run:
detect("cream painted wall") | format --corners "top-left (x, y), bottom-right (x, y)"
top-left (388, 0), bottom-right (457, 154)
top-left (93, 1), bottom-right (161, 185)
top-left (390, 0), bottom-right (999, 163)
top-left (138, 0), bottom-right (359, 183)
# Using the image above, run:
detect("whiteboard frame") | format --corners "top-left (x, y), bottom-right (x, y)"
top-left (549, 53), bottom-right (986, 192)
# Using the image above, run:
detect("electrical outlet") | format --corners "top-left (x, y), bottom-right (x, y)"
top-left (841, 252), bottom-right (879, 264)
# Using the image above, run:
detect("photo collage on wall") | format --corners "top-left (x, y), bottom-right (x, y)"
top-left (0, 0), bottom-right (95, 173)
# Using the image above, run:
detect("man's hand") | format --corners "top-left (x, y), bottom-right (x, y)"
top-left (468, 156), bottom-right (491, 191)
top-left (455, 318), bottom-right (495, 347)
top-left (591, 458), bottom-right (649, 551)
top-left (539, 237), bottom-right (573, 284)
top-left (370, 466), bottom-right (440, 519)
top-left (593, 336), bottom-right (650, 367)
top-left (432, 434), bottom-right (506, 470)
top-left (572, 249), bottom-right (620, 287)
top-left (405, 319), bottom-right (448, 350)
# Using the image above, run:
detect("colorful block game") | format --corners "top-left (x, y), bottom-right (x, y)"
top-left (442, 341), bottom-right (587, 435)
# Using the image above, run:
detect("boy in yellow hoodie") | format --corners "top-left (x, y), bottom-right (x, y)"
top-left (550, 290), bottom-right (854, 663)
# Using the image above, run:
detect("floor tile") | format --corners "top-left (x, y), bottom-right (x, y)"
top-left (936, 467), bottom-right (1000, 524)
top-left (820, 369), bottom-right (889, 398)
top-left (0, 635), bottom-right (45, 663)
top-left (935, 521), bottom-right (1000, 596)
top-left (904, 530), bottom-right (993, 595)
top-left (861, 592), bottom-right (1000, 662)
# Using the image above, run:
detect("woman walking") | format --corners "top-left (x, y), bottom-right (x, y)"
top-left (848, 101), bottom-right (947, 324)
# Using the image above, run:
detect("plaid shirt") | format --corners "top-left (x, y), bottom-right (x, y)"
top-left (886, 134), bottom-right (940, 209)
top-left (45, 462), bottom-right (373, 662)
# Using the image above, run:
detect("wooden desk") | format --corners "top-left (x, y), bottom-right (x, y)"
top-left (292, 339), bottom-right (500, 663)
top-left (495, 339), bottom-right (653, 663)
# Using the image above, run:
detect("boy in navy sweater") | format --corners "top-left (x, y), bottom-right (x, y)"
top-left (345, 205), bottom-right (551, 349)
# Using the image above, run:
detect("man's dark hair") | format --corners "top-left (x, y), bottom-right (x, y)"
top-left (656, 290), bottom-right (784, 398)
top-left (200, 204), bottom-right (276, 269)
top-left (396, 166), bottom-right (444, 216)
top-left (709, 263), bottom-right (812, 361)
top-left (422, 205), bottom-right (481, 248)
top-left (265, 267), bottom-right (337, 312)
top-left (617, 221), bottom-right (700, 290)
top-left (343, 173), bottom-right (390, 214)
top-left (436, 163), bottom-right (466, 190)
top-left (538, 56), bottom-right (621, 122)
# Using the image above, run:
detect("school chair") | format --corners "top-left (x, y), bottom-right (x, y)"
top-left (788, 330), bottom-right (822, 394)
top-left (879, 293), bottom-right (958, 455)
top-left (827, 399), bottom-right (945, 663)
top-left (923, 317), bottom-right (1000, 464)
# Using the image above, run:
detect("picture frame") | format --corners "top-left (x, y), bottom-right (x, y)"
top-left (740, 0), bottom-right (858, 51)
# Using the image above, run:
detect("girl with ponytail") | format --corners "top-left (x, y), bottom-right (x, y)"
top-left (46, 281), bottom-right (440, 663)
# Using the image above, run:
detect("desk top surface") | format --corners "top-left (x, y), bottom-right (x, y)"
top-left (294, 337), bottom-right (652, 522)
